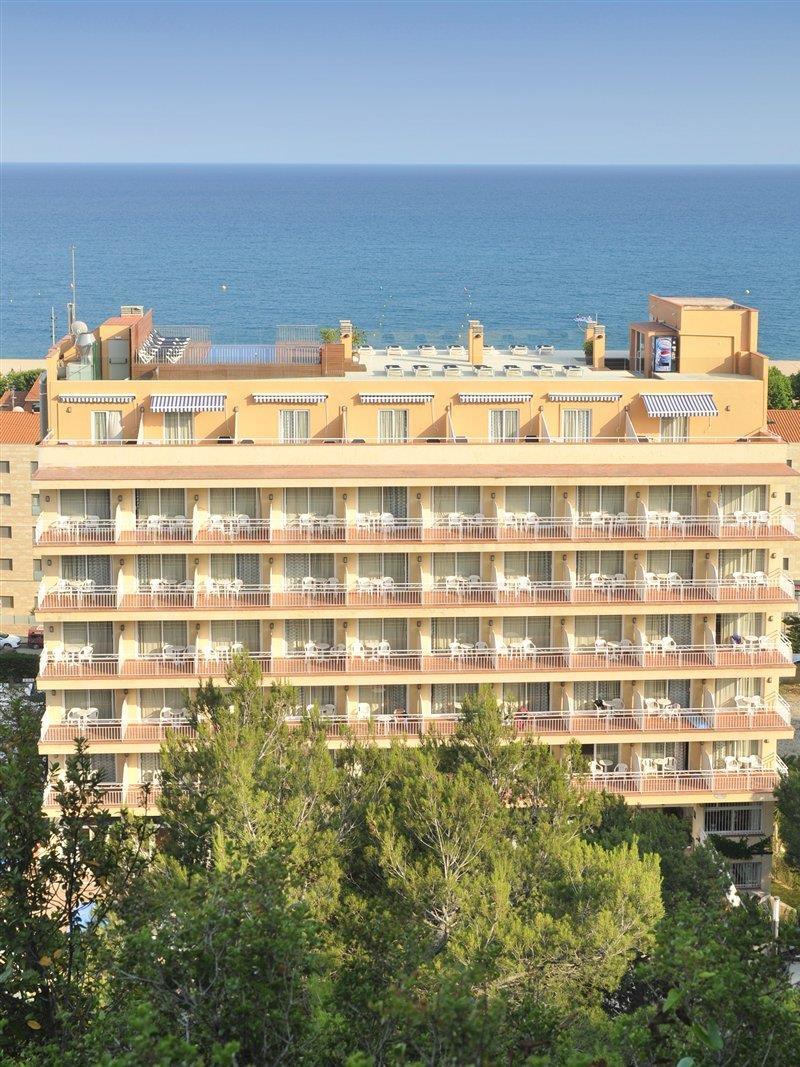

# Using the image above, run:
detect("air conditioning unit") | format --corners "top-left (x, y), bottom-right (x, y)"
top-left (120, 305), bottom-right (145, 317)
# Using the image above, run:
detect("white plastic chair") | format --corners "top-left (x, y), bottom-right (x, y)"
top-left (350, 639), bottom-right (365, 661)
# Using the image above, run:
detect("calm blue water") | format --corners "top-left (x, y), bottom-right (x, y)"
top-left (1, 165), bottom-right (799, 358)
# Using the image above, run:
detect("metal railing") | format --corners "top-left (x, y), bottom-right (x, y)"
top-left (38, 586), bottom-right (117, 611)
top-left (730, 860), bottom-right (764, 888)
top-left (36, 518), bottom-right (115, 545)
top-left (576, 769), bottom-right (781, 795)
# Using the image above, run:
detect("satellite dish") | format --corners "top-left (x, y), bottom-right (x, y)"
top-left (71, 320), bottom-right (89, 336)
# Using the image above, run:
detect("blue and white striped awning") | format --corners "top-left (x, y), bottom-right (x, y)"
top-left (548, 392), bottom-right (622, 403)
top-left (458, 393), bottom-right (533, 404)
top-left (358, 393), bottom-right (434, 404)
top-left (151, 394), bottom-right (226, 413)
top-left (252, 393), bottom-right (328, 404)
top-left (59, 393), bottom-right (136, 404)
top-left (642, 393), bottom-right (718, 418)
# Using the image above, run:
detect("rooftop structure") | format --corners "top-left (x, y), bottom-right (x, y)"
top-left (32, 295), bottom-right (795, 894)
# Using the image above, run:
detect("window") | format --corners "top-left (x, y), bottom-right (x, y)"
top-left (503, 616), bottom-right (551, 647)
top-left (70, 690), bottom-right (115, 718)
top-left (502, 682), bottom-right (550, 715)
top-left (30, 461), bottom-right (38, 476)
top-left (574, 681), bottom-right (621, 711)
top-left (647, 549), bottom-right (694, 579)
top-left (0, 460), bottom-right (8, 473)
top-left (163, 412), bottom-right (193, 444)
top-left (91, 410), bottom-right (122, 443)
top-left (716, 612), bottom-right (764, 643)
top-left (31, 494), bottom-right (41, 517)
top-left (61, 489), bottom-right (111, 519)
top-left (62, 622), bottom-right (113, 654)
top-left (62, 555), bottom-right (112, 585)
top-left (432, 552), bottom-right (481, 582)
top-left (574, 615), bottom-right (622, 647)
top-left (210, 619), bottom-right (260, 650)
top-left (561, 409), bottom-right (592, 442)
top-left (357, 486), bottom-right (407, 518)
top-left (0, 559), bottom-right (11, 571)
top-left (137, 554), bottom-right (188, 584)
top-left (431, 683), bottom-right (479, 715)
top-left (786, 492), bottom-right (792, 506)
top-left (644, 679), bottom-right (691, 707)
top-left (504, 551), bottom-right (552, 582)
top-left (577, 485), bottom-right (625, 515)
top-left (659, 416), bottom-right (689, 441)
top-left (209, 553), bottom-right (260, 587)
top-left (576, 550), bottom-right (624, 581)
top-left (89, 754), bottom-right (117, 783)
top-left (0, 494), bottom-right (10, 506)
top-left (714, 677), bottom-right (760, 708)
top-left (505, 486), bottom-right (553, 516)
top-left (294, 686), bottom-right (336, 714)
top-left (718, 549), bottom-right (766, 578)
top-left (581, 742), bottom-right (620, 766)
top-left (135, 488), bottom-right (185, 520)
top-left (140, 753), bottom-right (162, 785)
top-left (378, 409), bottom-right (408, 443)
top-left (358, 553), bottom-right (409, 583)
top-left (489, 409), bottom-right (519, 442)
top-left (358, 618), bottom-right (407, 649)
top-left (0, 527), bottom-right (10, 539)
top-left (432, 617), bottom-right (480, 650)
top-left (0, 596), bottom-right (13, 608)
top-left (649, 485), bottom-right (695, 515)
top-left (279, 409), bottom-right (309, 444)
top-left (285, 619), bottom-right (335, 653)
top-left (432, 486), bottom-right (481, 516)
top-left (140, 688), bottom-right (188, 718)
top-left (358, 684), bottom-right (406, 717)
top-left (284, 553), bottom-right (335, 587)
top-left (704, 803), bottom-right (763, 835)
top-left (712, 740), bottom-right (759, 769)
top-left (719, 484), bottom-right (767, 517)
top-left (285, 487), bottom-right (334, 521)
top-left (645, 612), bottom-right (691, 644)
top-left (209, 487), bottom-right (260, 518)
top-left (138, 621), bottom-right (188, 655)
top-left (784, 557), bottom-right (790, 571)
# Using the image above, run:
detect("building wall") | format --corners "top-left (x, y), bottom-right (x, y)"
top-left (0, 440), bottom-right (39, 633)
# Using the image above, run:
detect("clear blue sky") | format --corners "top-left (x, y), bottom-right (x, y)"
top-left (2, 0), bottom-right (799, 164)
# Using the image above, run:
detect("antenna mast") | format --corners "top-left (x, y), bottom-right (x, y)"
top-left (66, 245), bottom-right (77, 332)
top-left (50, 307), bottom-right (56, 345)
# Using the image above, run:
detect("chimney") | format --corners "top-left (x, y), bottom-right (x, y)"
top-left (467, 320), bottom-right (485, 366)
top-left (339, 320), bottom-right (353, 363)
top-left (584, 322), bottom-right (606, 369)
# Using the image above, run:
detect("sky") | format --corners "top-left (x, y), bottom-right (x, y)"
top-left (1, 0), bottom-right (799, 164)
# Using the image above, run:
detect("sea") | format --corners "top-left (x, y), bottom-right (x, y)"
top-left (1, 164), bottom-right (799, 359)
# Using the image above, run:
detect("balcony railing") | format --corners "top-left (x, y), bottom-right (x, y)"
top-left (576, 769), bottom-right (781, 796)
top-left (36, 575), bottom-right (795, 613)
top-left (43, 783), bottom-right (162, 809)
top-left (33, 509), bottom-right (797, 548)
top-left (42, 638), bottom-right (790, 682)
top-left (40, 719), bottom-right (196, 743)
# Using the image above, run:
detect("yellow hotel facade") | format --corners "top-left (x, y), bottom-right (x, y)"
top-left (33, 296), bottom-right (796, 892)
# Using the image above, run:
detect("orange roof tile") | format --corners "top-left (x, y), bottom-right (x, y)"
top-left (34, 461), bottom-right (800, 484)
top-left (0, 410), bottom-right (40, 444)
top-left (25, 375), bottom-right (42, 404)
top-left (767, 409), bottom-right (800, 444)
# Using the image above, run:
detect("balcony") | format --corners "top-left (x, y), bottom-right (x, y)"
top-left (36, 573), bottom-right (795, 614)
top-left (576, 767), bottom-right (782, 797)
top-left (42, 783), bottom-right (162, 810)
top-left (40, 718), bottom-right (196, 744)
top-left (40, 635), bottom-right (791, 684)
top-left (33, 507), bottom-right (797, 549)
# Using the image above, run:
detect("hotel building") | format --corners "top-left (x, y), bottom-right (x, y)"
top-left (34, 297), bottom-right (796, 892)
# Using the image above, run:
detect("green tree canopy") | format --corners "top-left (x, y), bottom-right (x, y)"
top-left (768, 366), bottom-right (794, 409)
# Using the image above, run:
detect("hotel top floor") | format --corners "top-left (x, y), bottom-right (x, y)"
top-left (37, 295), bottom-right (779, 462)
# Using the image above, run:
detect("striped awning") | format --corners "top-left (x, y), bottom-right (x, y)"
top-left (358, 393), bottom-right (434, 404)
top-left (458, 393), bottom-right (533, 404)
top-left (642, 393), bottom-right (718, 418)
top-left (59, 394), bottom-right (136, 404)
top-left (548, 392), bottom-right (622, 403)
top-left (252, 393), bottom-right (328, 404)
top-left (151, 394), bottom-right (226, 413)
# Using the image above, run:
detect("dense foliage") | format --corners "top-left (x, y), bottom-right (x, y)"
top-left (776, 756), bottom-right (800, 869)
top-left (0, 369), bottom-right (40, 396)
top-left (768, 366), bottom-right (795, 409)
top-left (2, 667), bottom-right (798, 1065)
